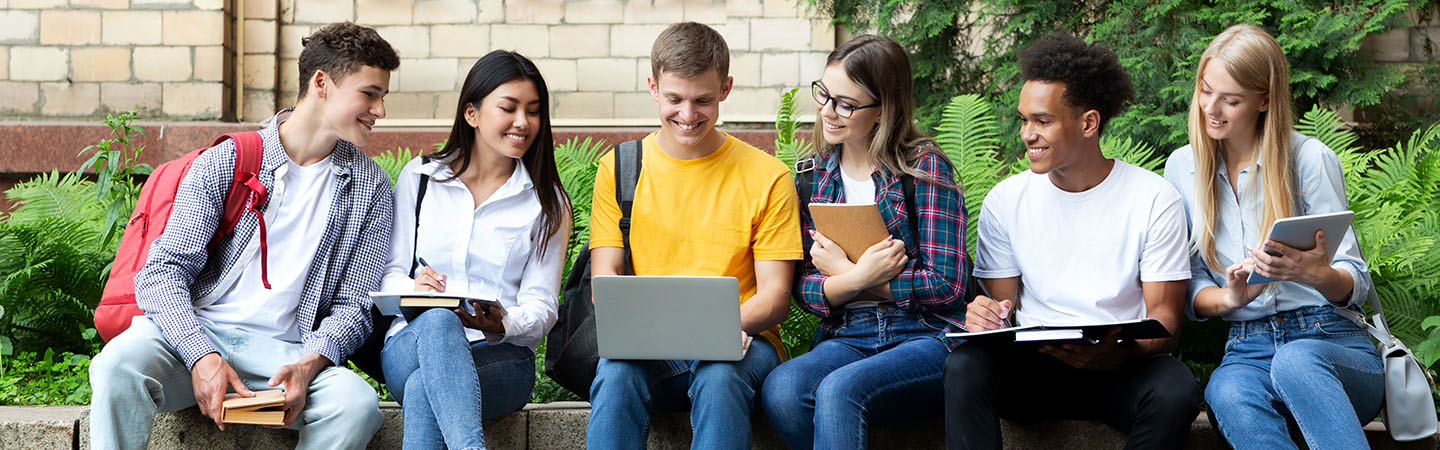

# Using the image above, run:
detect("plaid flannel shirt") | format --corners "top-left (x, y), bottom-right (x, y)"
top-left (796, 148), bottom-right (970, 347)
top-left (135, 110), bottom-right (395, 369)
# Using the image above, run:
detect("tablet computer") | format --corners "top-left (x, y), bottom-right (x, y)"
top-left (1247, 210), bottom-right (1354, 284)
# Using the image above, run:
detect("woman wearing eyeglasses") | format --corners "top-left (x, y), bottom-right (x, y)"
top-left (761, 34), bottom-right (969, 450)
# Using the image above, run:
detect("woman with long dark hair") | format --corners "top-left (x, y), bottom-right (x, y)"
top-left (378, 50), bottom-right (570, 449)
top-left (761, 34), bottom-right (969, 449)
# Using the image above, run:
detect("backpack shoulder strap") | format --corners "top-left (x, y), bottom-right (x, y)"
top-left (409, 170), bottom-right (431, 278)
top-left (795, 157), bottom-right (816, 214)
top-left (900, 173), bottom-right (920, 243)
top-left (208, 131), bottom-right (272, 288)
top-left (215, 131), bottom-right (265, 233)
top-left (614, 140), bottom-right (642, 275)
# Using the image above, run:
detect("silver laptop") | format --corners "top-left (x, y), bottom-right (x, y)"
top-left (592, 275), bottom-right (744, 361)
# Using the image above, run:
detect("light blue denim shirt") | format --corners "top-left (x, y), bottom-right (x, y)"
top-left (1163, 131), bottom-right (1369, 322)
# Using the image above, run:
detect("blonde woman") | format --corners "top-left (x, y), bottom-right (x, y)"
top-left (1163, 24), bottom-right (1382, 450)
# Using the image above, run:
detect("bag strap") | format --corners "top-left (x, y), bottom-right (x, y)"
top-left (408, 170), bottom-right (431, 278)
top-left (210, 131), bottom-right (271, 289)
top-left (1329, 240), bottom-right (1398, 348)
top-left (614, 140), bottom-right (642, 275)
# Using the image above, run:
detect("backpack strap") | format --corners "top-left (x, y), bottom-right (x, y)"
top-left (614, 140), bottom-right (642, 275)
top-left (900, 173), bottom-right (920, 243)
top-left (795, 157), bottom-right (816, 214)
top-left (409, 170), bottom-right (431, 278)
top-left (209, 131), bottom-right (271, 289)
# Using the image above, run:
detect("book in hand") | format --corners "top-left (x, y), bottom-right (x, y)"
top-left (944, 317), bottom-right (1171, 345)
top-left (808, 203), bottom-right (890, 264)
top-left (1247, 210), bottom-right (1354, 284)
top-left (221, 389), bottom-right (285, 425)
top-left (369, 291), bottom-right (502, 322)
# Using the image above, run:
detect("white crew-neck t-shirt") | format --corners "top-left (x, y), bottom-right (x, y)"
top-left (974, 160), bottom-right (1190, 326)
top-left (198, 155), bottom-right (335, 343)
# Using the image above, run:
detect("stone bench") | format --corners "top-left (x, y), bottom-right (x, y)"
top-left (0, 403), bottom-right (1431, 449)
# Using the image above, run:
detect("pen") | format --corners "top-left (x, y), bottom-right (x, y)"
top-left (974, 277), bottom-right (1012, 328)
top-left (417, 256), bottom-right (432, 269)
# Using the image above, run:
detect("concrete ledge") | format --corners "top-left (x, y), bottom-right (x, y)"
top-left (6, 403), bottom-right (1434, 449)
top-left (0, 406), bottom-right (82, 450)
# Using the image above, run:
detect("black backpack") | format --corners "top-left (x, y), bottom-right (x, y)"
top-left (544, 140), bottom-right (642, 400)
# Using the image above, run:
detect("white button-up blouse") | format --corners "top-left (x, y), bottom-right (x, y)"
top-left (380, 156), bottom-right (564, 352)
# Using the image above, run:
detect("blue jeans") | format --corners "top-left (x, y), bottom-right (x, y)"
top-left (89, 316), bottom-right (382, 450)
top-left (1205, 305), bottom-right (1383, 450)
top-left (381, 309), bottom-right (535, 450)
top-left (762, 306), bottom-right (948, 450)
top-left (586, 338), bottom-right (781, 450)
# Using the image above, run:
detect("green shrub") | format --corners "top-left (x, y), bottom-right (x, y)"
top-left (0, 348), bottom-right (93, 405)
top-left (807, 0), bottom-right (1415, 163)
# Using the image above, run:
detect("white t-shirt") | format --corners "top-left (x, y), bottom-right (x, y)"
top-left (198, 156), bottom-right (335, 343)
top-left (974, 160), bottom-right (1190, 326)
top-left (838, 163), bottom-right (883, 309)
top-left (840, 164), bottom-right (877, 205)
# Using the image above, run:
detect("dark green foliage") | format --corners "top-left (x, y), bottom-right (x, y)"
top-left (0, 172), bottom-right (110, 355)
top-left (808, 0), bottom-right (1412, 164)
top-left (0, 349), bottom-right (93, 405)
top-left (1299, 108), bottom-right (1440, 355)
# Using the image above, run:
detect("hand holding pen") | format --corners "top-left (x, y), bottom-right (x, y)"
top-left (964, 280), bottom-right (1014, 332)
top-left (413, 257), bottom-right (447, 292)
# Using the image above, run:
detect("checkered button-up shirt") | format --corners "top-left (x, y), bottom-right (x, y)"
top-left (135, 110), bottom-right (395, 369)
top-left (796, 147), bottom-right (970, 347)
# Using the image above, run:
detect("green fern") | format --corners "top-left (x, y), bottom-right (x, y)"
top-left (1100, 135), bottom-right (1164, 174)
top-left (935, 94), bottom-right (1010, 256)
top-left (774, 88), bottom-right (815, 172)
top-left (0, 217), bottom-right (109, 354)
top-left (554, 137), bottom-right (609, 268)
top-left (1301, 106), bottom-right (1440, 355)
top-left (371, 147), bottom-right (417, 186)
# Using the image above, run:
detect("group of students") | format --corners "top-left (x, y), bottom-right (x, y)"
top-left (84, 18), bottom-right (1384, 450)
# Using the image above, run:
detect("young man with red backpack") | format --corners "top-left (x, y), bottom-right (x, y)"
top-left (88, 22), bottom-right (399, 450)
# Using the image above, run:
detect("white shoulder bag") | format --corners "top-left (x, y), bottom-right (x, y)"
top-left (1333, 264), bottom-right (1438, 441)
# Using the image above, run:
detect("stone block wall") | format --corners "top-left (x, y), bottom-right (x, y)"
top-left (266, 0), bottom-right (835, 124)
top-left (0, 0), bottom-right (235, 120)
top-left (0, 0), bottom-right (836, 123)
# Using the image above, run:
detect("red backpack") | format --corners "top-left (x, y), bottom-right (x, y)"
top-left (94, 132), bottom-right (271, 342)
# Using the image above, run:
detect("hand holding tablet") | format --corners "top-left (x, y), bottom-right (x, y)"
top-left (1246, 210), bottom-right (1354, 284)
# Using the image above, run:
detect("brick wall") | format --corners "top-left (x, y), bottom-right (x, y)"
top-left (0, 0), bottom-right (835, 124)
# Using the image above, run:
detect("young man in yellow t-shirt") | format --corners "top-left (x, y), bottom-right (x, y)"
top-left (585, 22), bottom-right (803, 450)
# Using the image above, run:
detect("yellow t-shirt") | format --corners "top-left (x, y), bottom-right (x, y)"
top-left (590, 131), bottom-right (803, 357)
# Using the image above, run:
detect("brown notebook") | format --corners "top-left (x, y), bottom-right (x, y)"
top-left (809, 203), bottom-right (890, 263)
top-left (222, 389), bottom-right (285, 425)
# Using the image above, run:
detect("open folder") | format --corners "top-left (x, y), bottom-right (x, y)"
top-left (944, 317), bottom-right (1171, 344)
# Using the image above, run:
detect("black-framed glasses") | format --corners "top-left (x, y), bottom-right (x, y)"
top-left (811, 80), bottom-right (879, 118)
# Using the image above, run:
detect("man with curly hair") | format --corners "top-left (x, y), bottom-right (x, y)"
top-left (88, 22), bottom-right (399, 450)
top-left (942, 34), bottom-right (1201, 449)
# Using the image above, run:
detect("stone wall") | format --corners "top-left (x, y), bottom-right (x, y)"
top-left (0, 0), bottom-right (835, 124)
top-left (0, 0), bottom-right (235, 120)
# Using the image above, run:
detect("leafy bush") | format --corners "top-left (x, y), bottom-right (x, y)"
top-left (773, 88), bottom-right (822, 358)
top-left (0, 348), bottom-right (94, 405)
top-left (0, 172), bottom-right (111, 355)
top-left (807, 0), bottom-right (1415, 163)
